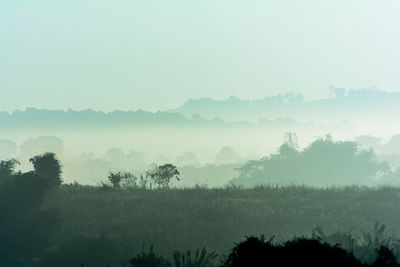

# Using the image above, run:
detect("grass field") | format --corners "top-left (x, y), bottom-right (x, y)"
top-left (43, 185), bottom-right (400, 262)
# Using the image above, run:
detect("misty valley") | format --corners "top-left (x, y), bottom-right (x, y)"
top-left (1, 91), bottom-right (400, 266)
top-left (2, 1), bottom-right (400, 265)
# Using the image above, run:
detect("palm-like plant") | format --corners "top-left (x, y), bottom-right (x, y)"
top-left (130, 244), bottom-right (169, 267)
top-left (172, 247), bottom-right (218, 267)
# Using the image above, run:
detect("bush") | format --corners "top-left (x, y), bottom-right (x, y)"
top-left (222, 236), bottom-right (364, 267)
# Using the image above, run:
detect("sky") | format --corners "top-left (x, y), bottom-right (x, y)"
top-left (1, 0), bottom-right (400, 112)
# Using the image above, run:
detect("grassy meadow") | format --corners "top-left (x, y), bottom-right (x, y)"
top-left (43, 184), bottom-right (400, 262)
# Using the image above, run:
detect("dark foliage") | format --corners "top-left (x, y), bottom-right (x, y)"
top-left (372, 246), bottom-right (400, 267)
top-left (313, 222), bottom-right (400, 264)
top-left (129, 245), bottom-right (218, 267)
top-left (0, 158), bottom-right (19, 180)
top-left (30, 152), bottom-right (63, 187)
top-left (0, 155), bottom-right (62, 263)
top-left (222, 236), bottom-right (399, 267)
top-left (1, 155), bottom-right (399, 265)
top-left (127, 237), bottom-right (398, 267)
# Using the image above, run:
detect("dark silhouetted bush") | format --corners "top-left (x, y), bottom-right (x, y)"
top-left (30, 152), bottom-right (63, 188)
top-left (372, 246), bottom-right (400, 267)
top-left (0, 155), bottom-right (62, 263)
top-left (222, 236), bottom-right (365, 267)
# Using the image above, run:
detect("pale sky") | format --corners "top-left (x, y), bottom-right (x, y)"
top-left (1, 0), bottom-right (399, 112)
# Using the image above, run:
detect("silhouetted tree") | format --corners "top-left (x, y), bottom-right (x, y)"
top-left (108, 171), bottom-right (123, 187)
top-left (108, 171), bottom-right (138, 188)
top-left (0, 156), bottom-right (62, 263)
top-left (146, 164), bottom-right (180, 188)
top-left (233, 134), bottom-right (390, 187)
top-left (0, 159), bottom-right (20, 182)
top-left (121, 172), bottom-right (138, 188)
top-left (30, 152), bottom-right (62, 187)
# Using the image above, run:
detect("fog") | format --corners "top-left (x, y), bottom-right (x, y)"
top-left (1, 92), bottom-right (399, 187)
top-left (1, 1), bottom-right (400, 265)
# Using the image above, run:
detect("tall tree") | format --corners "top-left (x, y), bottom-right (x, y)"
top-left (30, 152), bottom-right (63, 187)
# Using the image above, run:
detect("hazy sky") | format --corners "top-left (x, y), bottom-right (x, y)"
top-left (1, 0), bottom-right (399, 112)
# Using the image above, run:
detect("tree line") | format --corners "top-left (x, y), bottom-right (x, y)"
top-left (107, 163), bottom-right (180, 189)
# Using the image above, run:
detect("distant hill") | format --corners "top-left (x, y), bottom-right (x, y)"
top-left (167, 88), bottom-right (400, 123)
top-left (0, 107), bottom-right (344, 131)
top-left (2, 88), bottom-right (398, 134)
top-left (0, 108), bottom-right (227, 130)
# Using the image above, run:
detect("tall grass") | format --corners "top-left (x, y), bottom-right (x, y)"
top-left (43, 184), bottom-right (400, 262)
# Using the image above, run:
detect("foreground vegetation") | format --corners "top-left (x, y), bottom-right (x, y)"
top-left (1, 154), bottom-right (399, 265)
top-left (40, 184), bottom-right (400, 264)
top-left (129, 236), bottom-right (399, 267)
